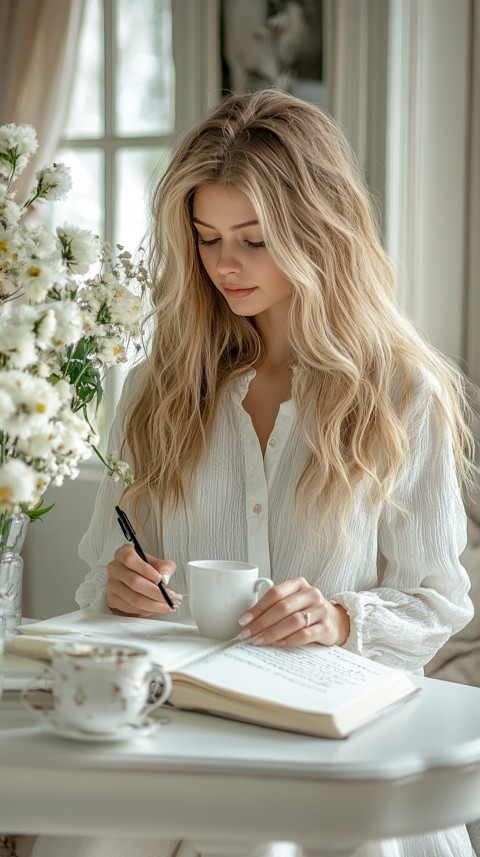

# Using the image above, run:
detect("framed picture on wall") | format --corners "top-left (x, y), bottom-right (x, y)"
top-left (220, 0), bottom-right (327, 108)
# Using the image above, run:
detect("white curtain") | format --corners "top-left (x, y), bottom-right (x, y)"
top-left (0, 0), bottom-right (84, 200)
top-left (323, 0), bottom-right (388, 231)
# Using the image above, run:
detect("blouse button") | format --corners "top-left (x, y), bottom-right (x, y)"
top-left (268, 437), bottom-right (277, 448)
top-left (252, 503), bottom-right (262, 514)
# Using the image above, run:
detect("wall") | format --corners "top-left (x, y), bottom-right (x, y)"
top-left (22, 468), bottom-right (101, 619)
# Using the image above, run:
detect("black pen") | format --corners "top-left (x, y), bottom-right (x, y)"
top-left (115, 505), bottom-right (175, 608)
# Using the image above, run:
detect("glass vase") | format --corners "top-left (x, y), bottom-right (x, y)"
top-left (0, 512), bottom-right (29, 632)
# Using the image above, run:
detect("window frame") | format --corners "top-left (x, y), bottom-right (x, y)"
top-left (57, 0), bottom-right (220, 455)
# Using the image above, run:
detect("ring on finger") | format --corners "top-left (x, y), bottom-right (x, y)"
top-left (301, 610), bottom-right (311, 628)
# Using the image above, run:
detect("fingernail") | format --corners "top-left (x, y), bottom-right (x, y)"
top-left (239, 628), bottom-right (251, 640)
top-left (238, 612), bottom-right (253, 627)
top-left (250, 636), bottom-right (264, 646)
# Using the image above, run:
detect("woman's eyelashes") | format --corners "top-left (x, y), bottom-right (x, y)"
top-left (196, 235), bottom-right (265, 250)
top-left (197, 236), bottom-right (219, 246)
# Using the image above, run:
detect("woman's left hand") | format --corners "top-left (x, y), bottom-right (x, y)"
top-left (237, 577), bottom-right (350, 648)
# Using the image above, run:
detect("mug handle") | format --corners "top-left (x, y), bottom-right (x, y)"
top-left (143, 666), bottom-right (172, 715)
top-left (254, 577), bottom-right (274, 599)
top-left (21, 668), bottom-right (54, 717)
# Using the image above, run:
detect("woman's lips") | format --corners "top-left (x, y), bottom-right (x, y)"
top-left (223, 285), bottom-right (257, 298)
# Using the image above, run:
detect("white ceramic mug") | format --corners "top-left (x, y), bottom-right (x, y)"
top-left (22, 641), bottom-right (171, 734)
top-left (187, 560), bottom-right (273, 640)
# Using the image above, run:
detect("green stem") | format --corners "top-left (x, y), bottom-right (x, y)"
top-left (3, 159), bottom-right (17, 194)
top-left (22, 190), bottom-right (40, 210)
top-left (89, 443), bottom-right (113, 475)
top-left (1, 287), bottom-right (25, 304)
top-left (0, 511), bottom-right (13, 549)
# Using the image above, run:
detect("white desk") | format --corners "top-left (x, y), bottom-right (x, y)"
top-left (1, 675), bottom-right (480, 857)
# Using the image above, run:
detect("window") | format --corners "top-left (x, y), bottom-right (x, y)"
top-left (51, 0), bottom-right (174, 251)
top-left (48, 0), bottom-right (219, 450)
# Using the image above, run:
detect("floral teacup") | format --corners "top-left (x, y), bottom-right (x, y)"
top-left (23, 641), bottom-right (171, 734)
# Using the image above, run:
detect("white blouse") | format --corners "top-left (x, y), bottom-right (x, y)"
top-left (76, 365), bottom-right (473, 674)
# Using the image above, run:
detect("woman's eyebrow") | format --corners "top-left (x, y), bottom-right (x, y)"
top-left (192, 217), bottom-right (259, 231)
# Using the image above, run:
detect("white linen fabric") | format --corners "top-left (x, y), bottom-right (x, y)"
top-left (77, 366), bottom-right (472, 672)
top-left (66, 364), bottom-right (475, 857)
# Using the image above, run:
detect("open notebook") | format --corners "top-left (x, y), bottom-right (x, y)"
top-left (8, 610), bottom-right (419, 738)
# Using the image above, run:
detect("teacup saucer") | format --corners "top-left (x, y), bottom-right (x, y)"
top-left (37, 710), bottom-right (169, 742)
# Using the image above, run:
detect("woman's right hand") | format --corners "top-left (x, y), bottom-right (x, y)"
top-left (106, 544), bottom-right (181, 617)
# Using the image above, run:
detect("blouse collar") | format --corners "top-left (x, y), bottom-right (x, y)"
top-left (229, 369), bottom-right (295, 417)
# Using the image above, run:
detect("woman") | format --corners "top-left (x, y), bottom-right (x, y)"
top-left (35, 90), bottom-right (475, 857)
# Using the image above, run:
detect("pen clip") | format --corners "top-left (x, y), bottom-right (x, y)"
top-left (117, 515), bottom-right (130, 541)
top-left (115, 506), bottom-right (132, 541)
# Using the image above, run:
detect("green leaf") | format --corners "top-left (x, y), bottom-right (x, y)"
top-left (26, 501), bottom-right (56, 522)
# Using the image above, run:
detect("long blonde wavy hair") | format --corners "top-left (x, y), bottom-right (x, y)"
top-left (122, 89), bottom-right (474, 526)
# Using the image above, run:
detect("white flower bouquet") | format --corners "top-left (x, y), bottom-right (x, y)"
top-left (0, 123), bottom-right (148, 543)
